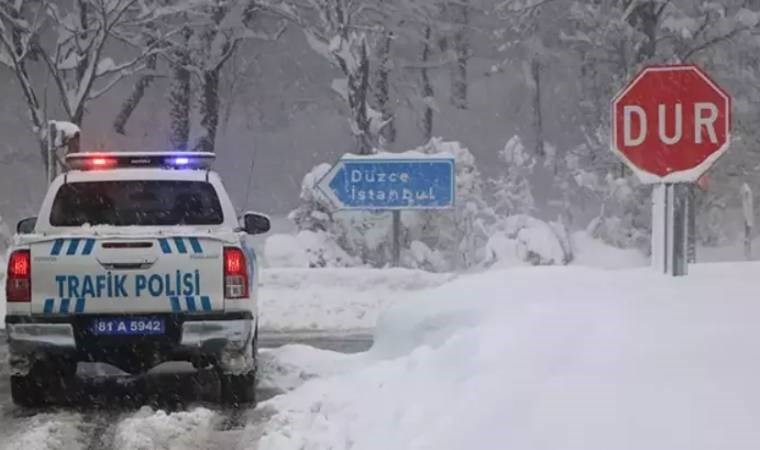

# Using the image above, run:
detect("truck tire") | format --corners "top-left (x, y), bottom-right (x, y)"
top-left (220, 370), bottom-right (256, 405)
top-left (219, 327), bottom-right (258, 406)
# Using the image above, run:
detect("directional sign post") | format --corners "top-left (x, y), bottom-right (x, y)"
top-left (612, 64), bottom-right (731, 276)
top-left (317, 156), bottom-right (456, 266)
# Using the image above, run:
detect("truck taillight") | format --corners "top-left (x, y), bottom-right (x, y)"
top-left (224, 247), bottom-right (248, 299)
top-left (7, 250), bottom-right (31, 303)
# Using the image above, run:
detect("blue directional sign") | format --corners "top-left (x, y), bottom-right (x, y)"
top-left (317, 157), bottom-right (455, 210)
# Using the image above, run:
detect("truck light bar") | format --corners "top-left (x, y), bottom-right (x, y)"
top-left (65, 152), bottom-right (215, 171)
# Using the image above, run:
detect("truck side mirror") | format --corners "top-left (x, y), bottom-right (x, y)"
top-left (17, 217), bottom-right (36, 234)
top-left (242, 212), bottom-right (271, 235)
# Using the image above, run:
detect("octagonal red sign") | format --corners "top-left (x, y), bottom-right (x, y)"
top-left (611, 65), bottom-right (731, 183)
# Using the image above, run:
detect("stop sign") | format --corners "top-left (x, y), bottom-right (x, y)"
top-left (612, 65), bottom-right (731, 183)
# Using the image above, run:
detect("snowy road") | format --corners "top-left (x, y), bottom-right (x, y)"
top-left (0, 331), bottom-right (372, 450)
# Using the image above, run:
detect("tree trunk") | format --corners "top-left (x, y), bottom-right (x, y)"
top-left (169, 30), bottom-right (192, 151)
top-left (374, 32), bottom-right (395, 148)
top-left (531, 59), bottom-right (545, 159)
top-left (71, 0), bottom-right (89, 125)
top-left (347, 38), bottom-right (373, 155)
top-left (114, 44), bottom-right (157, 135)
top-left (450, 0), bottom-right (469, 110)
top-left (421, 26), bottom-right (434, 142)
top-left (196, 69), bottom-right (220, 153)
top-left (628, 0), bottom-right (658, 63)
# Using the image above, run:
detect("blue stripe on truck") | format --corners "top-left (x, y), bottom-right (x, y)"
top-left (201, 296), bottom-right (212, 311)
top-left (170, 296), bottom-right (181, 312)
top-left (81, 239), bottom-right (95, 255)
top-left (75, 298), bottom-right (86, 313)
top-left (43, 299), bottom-right (54, 314)
top-left (188, 237), bottom-right (203, 254)
top-left (173, 237), bottom-right (187, 254)
top-left (66, 239), bottom-right (81, 255)
top-left (185, 296), bottom-right (196, 312)
top-left (59, 298), bottom-right (70, 314)
top-left (158, 239), bottom-right (172, 254)
top-left (50, 239), bottom-right (64, 256)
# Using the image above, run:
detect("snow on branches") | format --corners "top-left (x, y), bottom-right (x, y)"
top-left (0, 0), bottom-right (163, 169)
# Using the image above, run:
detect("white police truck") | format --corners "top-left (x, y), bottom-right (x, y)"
top-left (4, 152), bottom-right (269, 406)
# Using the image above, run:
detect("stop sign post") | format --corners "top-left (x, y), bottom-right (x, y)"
top-left (611, 64), bottom-right (731, 276)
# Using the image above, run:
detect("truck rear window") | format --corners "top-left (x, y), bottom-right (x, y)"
top-left (50, 181), bottom-right (224, 226)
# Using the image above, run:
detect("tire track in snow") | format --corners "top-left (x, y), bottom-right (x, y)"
top-left (82, 410), bottom-right (124, 450)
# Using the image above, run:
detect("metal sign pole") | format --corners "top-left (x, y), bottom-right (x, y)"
top-left (651, 183), bottom-right (667, 272)
top-left (742, 182), bottom-right (754, 260)
top-left (661, 183), bottom-right (689, 277)
top-left (47, 121), bottom-right (57, 185)
top-left (671, 183), bottom-right (688, 276)
top-left (392, 210), bottom-right (401, 267)
top-left (687, 185), bottom-right (697, 263)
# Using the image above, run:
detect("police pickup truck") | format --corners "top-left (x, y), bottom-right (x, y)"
top-left (4, 152), bottom-right (269, 406)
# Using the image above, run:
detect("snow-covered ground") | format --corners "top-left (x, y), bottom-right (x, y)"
top-left (258, 268), bottom-right (451, 331)
top-left (3, 248), bottom-right (760, 449)
top-left (255, 261), bottom-right (760, 450)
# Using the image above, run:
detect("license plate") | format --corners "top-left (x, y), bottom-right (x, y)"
top-left (90, 317), bottom-right (165, 336)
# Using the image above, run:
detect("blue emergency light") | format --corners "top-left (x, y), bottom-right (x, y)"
top-left (65, 152), bottom-right (215, 171)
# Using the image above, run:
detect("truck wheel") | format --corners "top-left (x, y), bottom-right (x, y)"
top-left (219, 328), bottom-right (258, 406)
top-left (220, 370), bottom-right (256, 406)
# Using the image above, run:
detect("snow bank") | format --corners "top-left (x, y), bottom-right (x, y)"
top-left (1, 413), bottom-right (86, 450)
top-left (113, 407), bottom-right (220, 450)
top-left (258, 262), bottom-right (760, 450)
top-left (571, 231), bottom-right (648, 269)
top-left (258, 344), bottom-right (360, 393)
top-left (259, 268), bottom-right (452, 331)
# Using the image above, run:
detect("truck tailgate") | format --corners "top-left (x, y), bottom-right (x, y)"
top-left (30, 236), bottom-right (224, 315)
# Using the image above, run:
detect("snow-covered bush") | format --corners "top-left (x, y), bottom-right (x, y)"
top-left (403, 138), bottom-right (495, 270)
top-left (489, 136), bottom-right (535, 216)
top-left (265, 231), bottom-right (359, 268)
top-left (402, 240), bottom-right (448, 273)
top-left (288, 162), bottom-right (396, 267)
top-left (556, 140), bottom-right (651, 251)
top-left (584, 174), bottom-right (651, 251)
top-left (288, 163), bottom-right (334, 233)
top-left (484, 215), bottom-right (572, 267)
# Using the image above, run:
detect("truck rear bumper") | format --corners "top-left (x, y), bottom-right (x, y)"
top-left (5, 312), bottom-right (255, 375)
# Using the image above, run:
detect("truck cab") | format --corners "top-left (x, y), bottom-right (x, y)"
top-left (4, 152), bottom-right (269, 406)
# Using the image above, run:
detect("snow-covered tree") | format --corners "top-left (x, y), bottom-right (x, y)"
top-left (0, 0), bottom-right (161, 174)
top-left (489, 135), bottom-right (535, 217)
top-left (114, 0), bottom-right (287, 152)
top-left (283, 0), bottom-right (386, 154)
top-left (439, 0), bottom-right (471, 110)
